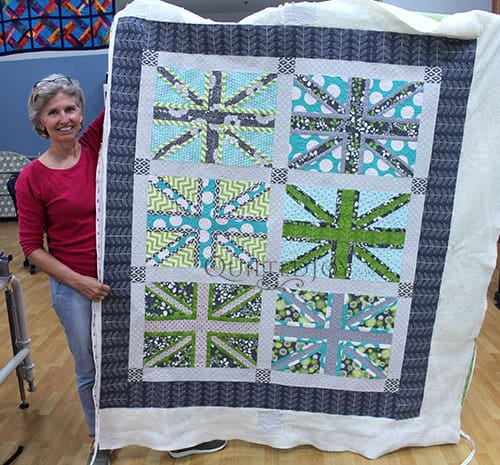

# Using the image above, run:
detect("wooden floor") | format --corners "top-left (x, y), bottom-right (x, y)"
top-left (1, 218), bottom-right (499, 465)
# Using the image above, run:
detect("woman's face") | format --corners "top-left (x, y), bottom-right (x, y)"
top-left (38, 91), bottom-right (82, 145)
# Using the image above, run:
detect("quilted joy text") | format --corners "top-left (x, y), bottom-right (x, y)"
top-left (203, 259), bottom-right (333, 289)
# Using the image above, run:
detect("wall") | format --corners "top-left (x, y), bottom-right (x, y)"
top-left (0, 51), bottom-right (108, 157)
top-left (382, 0), bottom-right (490, 14)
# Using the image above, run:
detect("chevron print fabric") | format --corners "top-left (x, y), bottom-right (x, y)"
top-left (95, 0), bottom-right (500, 458)
top-left (146, 176), bottom-right (270, 270)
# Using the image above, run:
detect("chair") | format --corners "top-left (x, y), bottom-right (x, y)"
top-left (0, 152), bottom-right (31, 218)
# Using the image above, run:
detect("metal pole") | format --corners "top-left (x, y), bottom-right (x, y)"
top-left (0, 348), bottom-right (30, 385)
top-left (5, 288), bottom-right (28, 408)
top-left (10, 275), bottom-right (36, 392)
top-left (1, 253), bottom-right (36, 408)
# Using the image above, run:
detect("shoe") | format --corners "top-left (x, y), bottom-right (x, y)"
top-left (168, 440), bottom-right (227, 458)
top-left (87, 446), bottom-right (112, 465)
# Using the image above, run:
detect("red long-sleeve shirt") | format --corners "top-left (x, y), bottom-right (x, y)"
top-left (16, 110), bottom-right (104, 278)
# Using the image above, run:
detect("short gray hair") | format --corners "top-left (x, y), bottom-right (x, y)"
top-left (28, 74), bottom-right (85, 139)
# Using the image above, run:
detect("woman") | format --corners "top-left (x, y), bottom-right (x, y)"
top-left (16, 74), bottom-right (225, 464)
top-left (16, 74), bottom-right (112, 464)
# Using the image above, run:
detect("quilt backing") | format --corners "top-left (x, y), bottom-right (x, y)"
top-left (96, 0), bottom-right (500, 459)
top-left (0, 0), bottom-right (114, 55)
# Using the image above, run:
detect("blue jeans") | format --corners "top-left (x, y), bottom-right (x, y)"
top-left (50, 278), bottom-right (95, 435)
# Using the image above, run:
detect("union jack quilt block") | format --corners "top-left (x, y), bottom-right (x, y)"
top-left (95, 0), bottom-right (500, 459)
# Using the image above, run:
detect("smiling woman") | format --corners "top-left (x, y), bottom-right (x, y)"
top-left (13, 73), bottom-right (112, 463)
top-left (28, 75), bottom-right (84, 140)
top-left (35, 93), bottom-right (83, 169)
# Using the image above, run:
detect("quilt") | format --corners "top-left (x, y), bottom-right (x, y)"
top-left (95, 0), bottom-right (500, 459)
top-left (0, 0), bottom-right (114, 56)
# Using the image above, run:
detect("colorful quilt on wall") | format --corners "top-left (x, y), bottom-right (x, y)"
top-left (0, 0), bottom-right (114, 55)
top-left (95, 0), bottom-right (500, 459)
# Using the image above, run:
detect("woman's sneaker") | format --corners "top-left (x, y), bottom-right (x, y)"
top-left (168, 440), bottom-right (227, 458)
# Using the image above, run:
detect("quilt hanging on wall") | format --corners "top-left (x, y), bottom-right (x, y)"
top-left (96, 0), bottom-right (500, 459)
top-left (0, 0), bottom-right (114, 56)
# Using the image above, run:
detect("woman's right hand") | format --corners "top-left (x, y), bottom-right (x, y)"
top-left (27, 249), bottom-right (111, 303)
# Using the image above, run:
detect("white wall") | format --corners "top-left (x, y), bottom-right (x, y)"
top-left (380, 0), bottom-right (490, 14)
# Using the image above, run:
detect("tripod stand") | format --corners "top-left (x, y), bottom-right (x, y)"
top-left (0, 253), bottom-right (35, 408)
